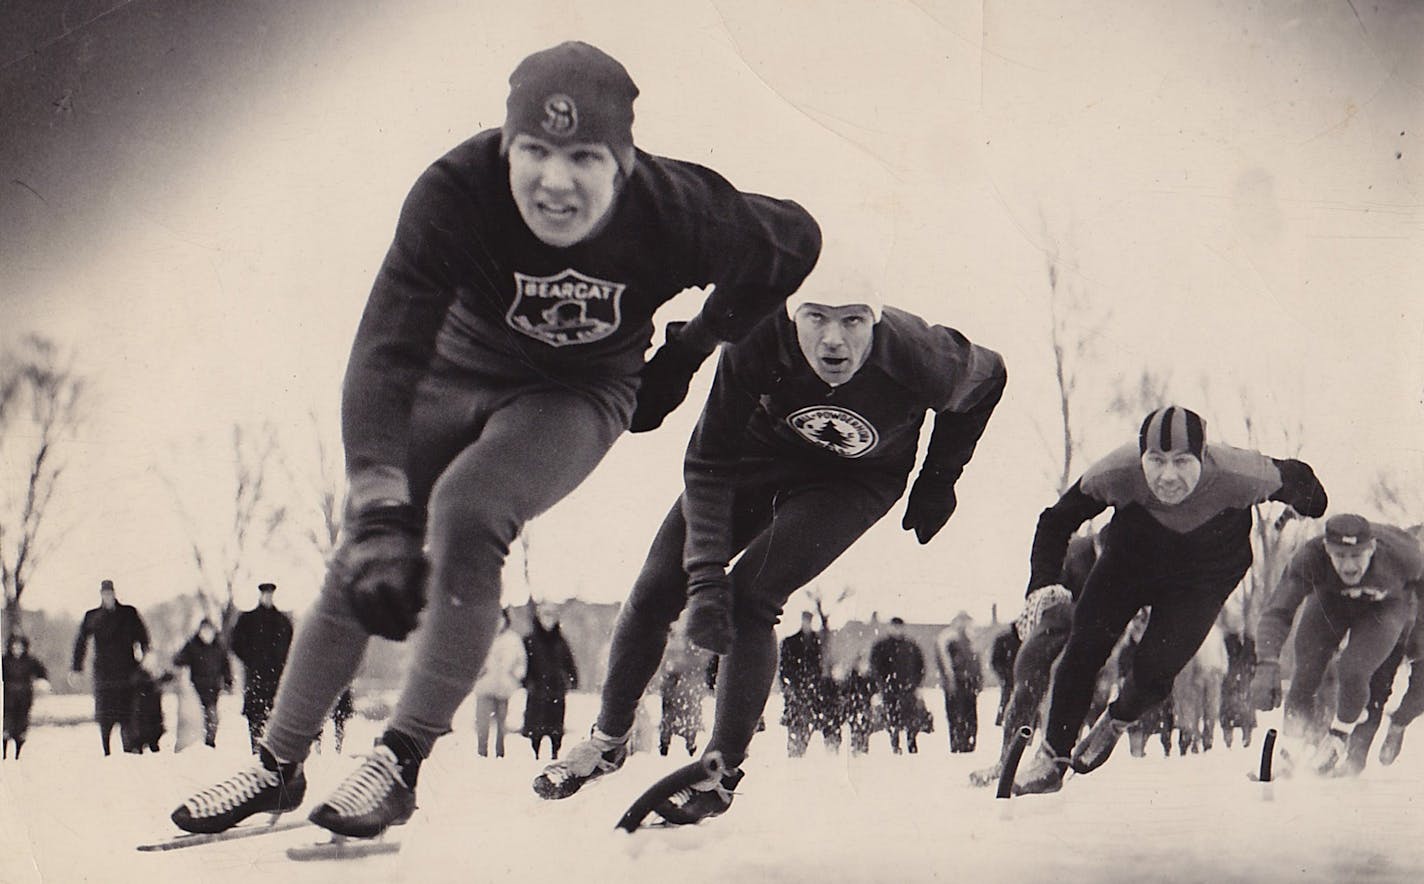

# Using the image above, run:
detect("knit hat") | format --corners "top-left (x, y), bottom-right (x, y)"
top-left (784, 244), bottom-right (883, 322)
top-left (1138, 406), bottom-right (1205, 460)
top-left (1324, 514), bottom-right (1373, 550)
top-left (99, 579), bottom-right (115, 593)
top-left (501, 41), bottom-right (639, 176)
top-left (257, 582), bottom-right (276, 594)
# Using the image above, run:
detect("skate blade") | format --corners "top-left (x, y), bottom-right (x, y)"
top-left (286, 834), bottom-right (401, 862)
top-left (138, 817), bottom-right (310, 852)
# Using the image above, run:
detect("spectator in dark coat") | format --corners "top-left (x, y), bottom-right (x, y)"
top-left (72, 579), bottom-right (150, 755)
top-left (172, 619), bottom-right (234, 748)
top-left (841, 654), bottom-right (877, 755)
top-left (1218, 602), bottom-right (1257, 748)
top-left (522, 604), bottom-right (579, 759)
top-left (817, 670), bottom-right (845, 752)
top-left (988, 627), bottom-right (1021, 727)
top-left (938, 612), bottom-right (984, 753)
top-left (128, 655), bottom-right (175, 753)
top-left (4, 635), bottom-right (49, 760)
top-left (779, 612), bottom-right (823, 757)
top-left (870, 618), bottom-right (927, 753)
top-left (230, 583), bottom-right (294, 752)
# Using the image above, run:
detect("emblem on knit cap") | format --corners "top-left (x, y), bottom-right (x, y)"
top-left (508, 269), bottom-right (625, 347)
top-left (787, 406), bottom-right (879, 458)
top-left (541, 94), bottom-right (577, 136)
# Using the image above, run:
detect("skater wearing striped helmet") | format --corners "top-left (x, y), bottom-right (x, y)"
top-left (1013, 405), bottom-right (1328, 795)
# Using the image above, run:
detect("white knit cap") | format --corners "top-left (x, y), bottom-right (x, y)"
top-left (784, 239), bottom-right (884, 322)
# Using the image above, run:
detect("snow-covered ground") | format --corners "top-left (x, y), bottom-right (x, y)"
top-left (3, 689), bottom-right (1421, 883)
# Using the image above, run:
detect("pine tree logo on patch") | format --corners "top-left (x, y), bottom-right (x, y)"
top-left (786, 405), bottom-right (879, 458)
top-left (508, 269), bottom-right (625, 347)
top-left (541, 94), bottom-right (577, 136)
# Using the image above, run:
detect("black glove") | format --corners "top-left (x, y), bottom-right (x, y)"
top-left (685, 572), bottom-right (734, 655)
top-left (901, 471), bottom-right (958, 545)
top-left (332, 503), bottom-right (429, 641)
top-left (1250, 660), bottom-right (1282, 711)
top-left (629, 322), bottom-right (708, 433)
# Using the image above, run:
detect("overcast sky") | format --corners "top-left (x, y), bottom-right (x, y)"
top-left (3, 0), bottom-right (1421, 628)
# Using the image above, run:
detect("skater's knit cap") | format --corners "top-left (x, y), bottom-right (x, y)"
top-left (1324, 514), bottom-right (1373, 550)
top-left (502, 41), bottom-right (639, 176)
top-left (784, 242), bottom-right (883, 322)
top-left (99, 579), bottom-right (115, 593)
top-left (1138, 406), bottom-right (1205, 460)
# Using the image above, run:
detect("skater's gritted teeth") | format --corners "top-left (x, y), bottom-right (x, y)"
top-left (793, 303), bottom-right (876, 387)
top-left (1137, 405), bottom-right (1206, 505)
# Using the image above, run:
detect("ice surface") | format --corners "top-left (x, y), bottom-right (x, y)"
top-left (2, 689), bottom-right (1420, 883)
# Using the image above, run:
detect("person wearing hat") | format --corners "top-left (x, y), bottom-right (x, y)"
top-left (533, 250), bottom-right (1006, 822)
top-left (777, 611), bottom-right (824, 758)
top-left (229, 583), bottom-right (293, 753)
top-left (1012, 406), bottom-right (1328, 795)
top-left (72, 579), bottom-right (150, 756)
top-left (1251, 514), bottom-right (1424, 774)
top-left (172, 41), bottom-right (820, 839)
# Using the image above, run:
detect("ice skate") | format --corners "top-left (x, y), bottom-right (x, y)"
top-left (171, 746), bottom-right (306, 834)
top-left (1070, 709), bottom-right (1129, 774)
top-left (307, 741), bottom-right (417, 838)
top-left (1011, 745), bottom-right (1069, 796)
top-left (1379, 721), bottom-right (1406, 766)
top-left (653, 766), bottom-right (744, 825)
top-left (1308, 729), bottom-right (1348, 776)
top-left (533, 728), bottom-right (629, 799)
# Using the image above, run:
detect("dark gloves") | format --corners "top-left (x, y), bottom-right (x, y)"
top-left (332, 503), bottom-right (429, 641)
top-left (901, 470), bottom-right (958, 545)
top-left (630, 322), bottom-right (710, 433)
top-left (685, 572), bottom-right (734, 655)
top-left (1250, 660), bottom-right (1282, 711)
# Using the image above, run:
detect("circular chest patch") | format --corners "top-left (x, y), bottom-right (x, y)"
top-left (786, 405), bottom-right (879, 458)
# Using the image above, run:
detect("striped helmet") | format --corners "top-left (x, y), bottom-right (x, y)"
top-left (1138, 406), bottom-right (1205, 459)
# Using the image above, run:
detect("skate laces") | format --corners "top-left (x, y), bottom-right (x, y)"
top-left (183, 763), bottom-right (280, 818)
top-left (666, 770), bottom-right (738, 809)
top-left (324, 746), bottom-right (406, 817)
top-left (543, 731), bottom-right (625, 785)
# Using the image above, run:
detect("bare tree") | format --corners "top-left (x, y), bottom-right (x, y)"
top-left (806, 584), bottom-right (853, 675)
top-left (1106, 369), bottom-right (1173, 425)
top-left (163, 422), bottom-right (288, 630)
top-left (1368, 468), bottom-right (1424, 528)
top-left (0, 336), bottom-right (86, 636)
top-left (1036, 221), bottom-right (1110, 495)
top-left (284, 407), bottom-right (345, 568)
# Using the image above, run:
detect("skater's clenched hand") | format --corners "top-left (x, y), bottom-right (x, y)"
top-left (685, 573), bottom-right (734, 655)
top-left (630, 322), bottom-right (709, 433)
top-left (901, 473), bottom-right (957, 544)
top-left (334, 502), bottom-right (429, 641)
top-left (1250, 660), bottom-right (1282, 711)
